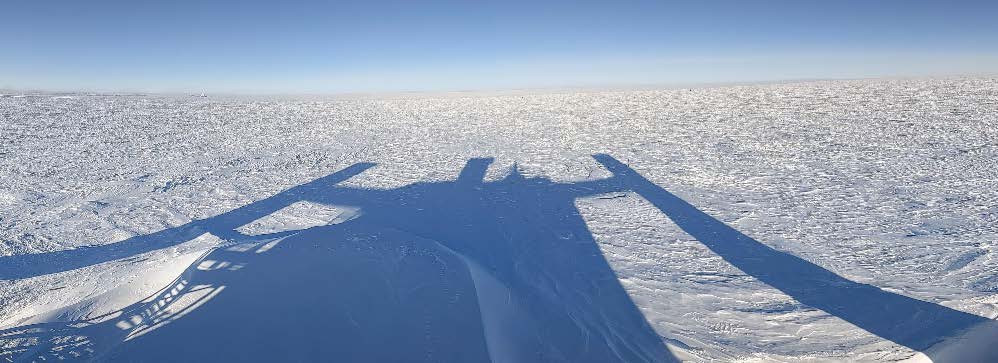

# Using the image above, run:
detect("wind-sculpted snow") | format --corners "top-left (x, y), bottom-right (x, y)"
top-left (1, 78), bottom-right (997, 361)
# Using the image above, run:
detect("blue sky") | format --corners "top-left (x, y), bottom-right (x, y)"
top-left (3, 0), bottom-right (997, 93)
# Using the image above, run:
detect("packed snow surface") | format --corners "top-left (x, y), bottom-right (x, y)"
top-left (1, 78), bottom-right (997, 362)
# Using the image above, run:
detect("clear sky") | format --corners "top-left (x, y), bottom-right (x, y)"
top-left (3, 0), bottom-right (997, 93)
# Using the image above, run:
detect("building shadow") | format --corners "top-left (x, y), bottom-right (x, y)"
top-left (1, 155), bottom-right (992, 362)
top-left (0, 157), bottom-right (676, 362)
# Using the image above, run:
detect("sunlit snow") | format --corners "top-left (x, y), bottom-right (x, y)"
top-left (1, 78), bottom-right (997, 362)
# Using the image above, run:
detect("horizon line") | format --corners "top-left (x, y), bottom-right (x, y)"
top-left (4, 73), bottom-right (996, 99)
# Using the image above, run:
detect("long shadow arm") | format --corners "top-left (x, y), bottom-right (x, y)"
top-left (593, 153), bottom-right (987, 351)
top-left (0, 163), bottom-right (376, 281)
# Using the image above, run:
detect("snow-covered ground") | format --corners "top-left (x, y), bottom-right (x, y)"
top-left (1, 77), bottom-right (997, 362)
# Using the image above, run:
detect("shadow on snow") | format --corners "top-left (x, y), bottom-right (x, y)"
top-left (0, 154), bottom-right (991, 362)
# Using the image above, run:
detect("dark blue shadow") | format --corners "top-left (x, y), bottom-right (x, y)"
top-left (0, 163), bottom-right (376, 280)
top-left (592, 154), bottom-right (989, 353)
top-left (2, 155), bottom-right (989, 362)
top-left (0, 158), bottom-right (677, 363)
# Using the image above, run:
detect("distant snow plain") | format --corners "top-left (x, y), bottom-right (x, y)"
top-left (1, 77), bottom-right (997, 362)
